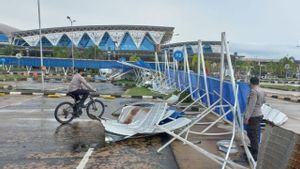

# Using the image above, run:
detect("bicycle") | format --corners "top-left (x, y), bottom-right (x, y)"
top-left (54, 91), bottom-right (105, 124)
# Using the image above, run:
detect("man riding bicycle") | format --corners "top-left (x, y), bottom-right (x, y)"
top-left (68, 69), bottom-right (96, 116)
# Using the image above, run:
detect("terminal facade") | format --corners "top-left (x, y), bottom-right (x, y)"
top-left (0, 23), bottom-right (221, 60)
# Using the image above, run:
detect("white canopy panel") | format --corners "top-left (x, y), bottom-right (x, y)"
top-left (149, 31), bottom-right (165, 44)
top-left (191, 45), bottom-right (199, 54)
top-left (22, 35), bottom-right (40, 46)
top-left (44, 33), bottom-right (64, 46)
top-left (108, 30), bottom-right (126, 47)
top-left (211, 45), bottom-right (222, 53)
top-left (66, 31), bottom-right (85, 46)
top-left (173, 46), bottom-right (184, 52)
top-left (129, 31), bottom-right (146, 48)
top-left (86, 31), bottom-right (105, 46)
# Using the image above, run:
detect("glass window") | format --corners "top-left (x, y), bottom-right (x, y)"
top-left (57, 34), bottom-right (72, 47)
top-left (0, 33), bottom-right (8, 42)
top-left (139, 34), bottom-right (155, 51)
top-left (78, 33), bottom-right (95, 48)
top-left (99, 32), bottom-right (116, 50)
top-left (119, 32), bottom-right (137, 50)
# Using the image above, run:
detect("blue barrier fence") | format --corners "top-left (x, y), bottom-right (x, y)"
top-left (168, 70), bottom-right (250, 122)
top-left (0, 56), bottom-right (163, 71)
top-left (0, 55), bottom-right (250, 122)
top-left (0, 56), bottom-right (131, 69)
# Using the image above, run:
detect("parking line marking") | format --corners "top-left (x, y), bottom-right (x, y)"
top-left (0, 96), bottom-right (42, 109)
top-left (15, 118), bottom-right (92, 122)
top-left (9, 91), bottom-right (22, 95)
top-left (0, 109), bottom-right (55, 113)
top-left (76, 147), bottom-right (94, 169)
top-left (32, 92), bottom-right (44, 96)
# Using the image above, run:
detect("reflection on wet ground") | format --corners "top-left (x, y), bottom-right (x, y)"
top-left (0, 95), bottom-right (177, 168)
top-left (3, 81), bottom-right (125, 95)
top-left (86, 135), bottom-right (178, 169)
top-left (54, 122), bottom-right (105, 153)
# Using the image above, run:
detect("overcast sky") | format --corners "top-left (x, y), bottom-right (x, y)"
top-left (1, 0), bottom-right (300, 59)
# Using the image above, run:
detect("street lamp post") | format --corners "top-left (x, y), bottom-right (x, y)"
top-left (259, 61), bottom-right (262, 79)
top-left (66, 16), bottom-right (76, 73)
top-left (285, 64), bottom-right (290, 79)
top-left (37, 0), bottom-right (45, 91)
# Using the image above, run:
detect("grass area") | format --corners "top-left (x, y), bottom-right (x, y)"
top-left (0, 74), bottom-right (26, 81)
top-left (261, 84), bottom-right (300, 91)
top-left (113, 79), bottom-right (136, 86)
top-left (124, 86), bottom-right (165, 97)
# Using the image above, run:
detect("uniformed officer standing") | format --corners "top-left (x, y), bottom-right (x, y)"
top-left (244, 77), bottom-right (265, 161)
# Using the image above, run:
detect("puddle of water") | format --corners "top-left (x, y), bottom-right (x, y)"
top-left (54, 122), bottom-right (105, 152)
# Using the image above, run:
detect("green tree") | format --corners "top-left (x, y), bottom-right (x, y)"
top-left (129, 55), bottom-right (141, 61)
top-left (80, 46), bottom-right (105, 60)
top-left (1, 44), bottom-right (15, 55)
top-left (191, 54), bottom-right (198, 71)
top-left (53, 47), bottom-right (69, 58)
top-left (278, 56), bottom-right (298, 77)
top-left (266, 61), bottom-right (278, 75)
top-left (205, 60), bottom-right (212, 74)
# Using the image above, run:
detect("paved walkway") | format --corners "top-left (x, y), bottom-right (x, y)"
top-left (171, 113), bottom-right (248, 169)
top-left (266, 97), bottom-right (300, 134)
top-left (263, 88), bottom-right (300, 97)
top-left (0, 95), bottom-right (177, 169)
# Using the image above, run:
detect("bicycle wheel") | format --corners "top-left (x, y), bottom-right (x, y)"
top-left (54, 102), bottom-right (75, 124)
top-left (86, 99), bottom-right (105, 119)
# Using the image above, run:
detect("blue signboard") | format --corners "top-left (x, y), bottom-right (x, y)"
top-left (173, 50), bottom-right (184, 62)
top-left (0, 58), bottom-right (5, 63)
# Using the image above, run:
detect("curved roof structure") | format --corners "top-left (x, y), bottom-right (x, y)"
top-left (161, 40), bottom-right (222, 54)
top-left (12, 25), bottom-right (174, 47)
top-left (162, 40), bottom-right (221, 48)
top-left (0, 23), bottom-right (20, 36)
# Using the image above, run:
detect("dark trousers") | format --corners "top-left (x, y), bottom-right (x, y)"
top-left (246, 115), bottom-right (263, 160)
top-left (70, 89), bottom-right (89, 108)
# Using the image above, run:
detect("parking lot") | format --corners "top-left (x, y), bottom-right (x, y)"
top-left (0, 95), bottom-right (178, 169)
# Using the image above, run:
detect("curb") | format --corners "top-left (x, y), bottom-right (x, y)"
top-left (266, 94), bottom-right (300, 103)
top-left (1, 72), bottom-right (71, 76)
top-left (261, 80), bottom-right (300, 85)
top-left (0, 85), bottom-right (12, 90)
top-left (0, 90), bottom-right (164, 99)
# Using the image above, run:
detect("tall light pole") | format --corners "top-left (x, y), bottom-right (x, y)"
top-left (37, 0), bottom-right (45, 91)
top-left (67, 16), bottom-right (76, 73)
top-left (285, 64), bottom-right (290, 79)
top-left (113, 41), bottom-right (118, 60)
top-left (258, 61), bottom-right (262, 79)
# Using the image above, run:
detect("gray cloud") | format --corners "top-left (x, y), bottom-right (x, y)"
top-left (0, 0), bottom-right (299, 59)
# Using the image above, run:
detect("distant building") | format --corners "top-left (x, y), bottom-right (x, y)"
top-left (0, 23), bottom-right (224, 60)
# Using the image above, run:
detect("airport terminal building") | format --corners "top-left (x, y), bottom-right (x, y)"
top-left (0, 23), bottom-right (221, 60)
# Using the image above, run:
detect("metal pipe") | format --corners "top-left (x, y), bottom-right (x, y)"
top-left (37, 0), bottom-right (45, 91)
top-left (157, 98), bottom-right (221, 153)
top-left (219, 34), bottom-right (225, 113)
top-left (199, 40), bottom-right (210, 106)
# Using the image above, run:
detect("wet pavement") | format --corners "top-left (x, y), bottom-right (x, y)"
top-left (2, 81), bottom-right (125, 95)
top-left (263, 87), bottom-right (300, 97)
top-left (0, 95), bottom-right (178, 169)
top-left (266, 97), bottom-right (300, 134)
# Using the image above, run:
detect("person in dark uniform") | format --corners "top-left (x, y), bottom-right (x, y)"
top-left (244, 77), bottom-right (265, 161)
